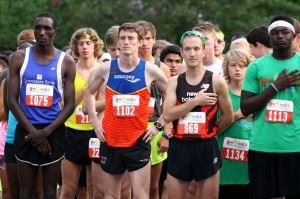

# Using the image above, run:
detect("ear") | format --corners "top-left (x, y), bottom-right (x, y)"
top-left (296, 33), bottom-right (300, 42)
top-left (255, 42), bottom-right (262, 49)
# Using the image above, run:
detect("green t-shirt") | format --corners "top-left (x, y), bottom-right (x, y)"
top-left (218, 90), bottom-right (252, 185)
top-left (242, 53), bottom-right (300, 152)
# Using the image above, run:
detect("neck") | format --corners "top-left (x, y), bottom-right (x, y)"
top-left (186, 64), bottom-right (205, 79)
top-left (139, 53), bottom-right (154, 63)
top-left (77, 57), bottom-right (97, 69)
top-left (272, 48), bottom-right (294, 60)
top-left (228, 80), bottom-right (242, 95)
top-left (34, 44), bottom-right (55, 55)
top-left (119, 54), bottom-right (140, 69)
top-left (203, 55), bottom-right (216, 66)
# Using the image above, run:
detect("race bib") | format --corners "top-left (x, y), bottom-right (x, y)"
top-left (88, 138), bottom-right (100, 158)
top-left (25, 84), bottom-right (54, 107)
top-left (265, 99), bottom-right (293, 123)
top-left (221, 137), bottom-right (249, 162)
top-left (113, 95), bottom-right (140, 117)
top-left (75, 105), bottom-right (90, 124)
top-left (177, 112), bottom-right (206, 135)
top-left (148, 97), bottom-right (156, 117)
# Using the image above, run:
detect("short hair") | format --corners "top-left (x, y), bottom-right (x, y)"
top-left (246, 26), bottom-right (271, 48)
top-left (152, 40), bottom-right (172, 56)
top-left (119, 22), bottom-right (145, 40)
top-left (17, 41), bottom-right (34, 50)
top-left (0, 55), bottom-right (9, 66)
top-left (230, 32), bottom-right (246, 43)
top-left (17, 29), bottom-right (35, 46)
top-left (269, 15), bottom-right (294, 27)
top-left (0, 59), bottom-right (8, 70)
top-left (160, 45), bottom-right (182, 62)
top-left (193, 21), bottom-right (216, 34)
top-left (136, 20), bottom-right (156, 38)
top-left (35, 12), bottom-right (57, 29)
top-left (70, 28), bottom-right (104, 59)
top-left (105, 25), bottom-right (120, 47)
top-left (293, 18), bottom-right (300, 34)
top-left (223, 49), bottom-right (251, 83)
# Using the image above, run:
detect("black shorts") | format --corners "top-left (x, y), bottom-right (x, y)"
top-left (14, 123), bottom-right (66, 166)
top-left (248, 150), bottom-right (300, 199)
top-left (167, 137), bottom-right (221, 181)
top-left (4, 142), bottom-right (17, 163)
top-left (100, 136), bottom-right (150, 174)
top-left (219, 184), bottom-right (249, 199)
top-left (159, 158), bottom-right (168, 183)
top-left (65, 128), bottom-right (96, 166)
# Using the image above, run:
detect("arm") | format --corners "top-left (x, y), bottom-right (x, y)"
top-left (160, 62), bottom-right (171, 78)
top-left (213, 75), bottom-right (234, 133)
top-left (75, 90), bottom-right (85, 107)
top-left (0, 79), bottom-right (7, 121)
top-left (240, 69), bottom-right (300, 116)
top-left (84, 63), bottom-right (108, 141)
top-left (95, 84), bottom-right (106, 113)
top-left (143, 63), bottom-right (168, 142)
top-left (8, 51), bottom-right (37, 133)
top-left (43, 54), bottom-right (76, 134)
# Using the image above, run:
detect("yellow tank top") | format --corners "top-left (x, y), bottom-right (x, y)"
top-left (65, 73), bottom-right (93, 130)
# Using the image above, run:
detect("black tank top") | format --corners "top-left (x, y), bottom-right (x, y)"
top-left (149, 60), bottom-right (163, 122)
top-left (173, 71), bottom-right (219, 139)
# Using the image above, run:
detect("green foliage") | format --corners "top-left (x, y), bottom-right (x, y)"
top-left (1, 0), bottom-right (300, 51)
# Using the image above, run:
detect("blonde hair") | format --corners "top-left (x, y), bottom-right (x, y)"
top-left (223, 49), bottom-right (251, 82)
top-left (70, 28), bottom-right (104, 59)
top-left (17, 29), bottom-right (35, 46)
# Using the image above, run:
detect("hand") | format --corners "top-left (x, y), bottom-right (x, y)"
top-left (143, 125), bottom-right (159, 143)
top-left (25, 129), bottom-right (49, 146)
top-left (93, 122), bottom-right (106, 142)
top-left (193, 89), bottom-right (217, 106)
top-left (234, 109), bottom-right (245, 121)
top-left (35, 140), bottom-right (52, 156)
top-left (274, 69), bottom-right (300, 90)
top-left (158, 136), bottom-right (169, 152)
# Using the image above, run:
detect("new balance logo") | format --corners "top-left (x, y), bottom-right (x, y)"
top-left (213, 157), bottom-right (218, 164)
top-left (201, 84), bottom-right (210, 90)
top-left (139, 158), bottom-right (149, 162)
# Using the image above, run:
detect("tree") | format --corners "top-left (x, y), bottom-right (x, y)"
top-left (1, 0), bottom-right (300, 52)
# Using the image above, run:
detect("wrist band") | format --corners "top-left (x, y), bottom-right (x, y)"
top-left (270, 83), bottom-right (279, 92)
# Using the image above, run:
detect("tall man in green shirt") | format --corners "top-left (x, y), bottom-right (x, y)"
top-left (241, 15), bottom-right (300, 199)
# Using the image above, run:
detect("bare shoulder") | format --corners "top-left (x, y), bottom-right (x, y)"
top-left (90, 60), bottom-right (111, 82)
top-left (160, 62), bottom-right (171, 78)
top-left (9, 49), bottom-right (26, 69)
top-left (62, 54), bottom-right (76, 68)
top-left (145, 61), bottom-right (164, 77)
top-left (212, 73), bottom-right (228, 94)
top-left (168, 75), bottom-right (179, 88)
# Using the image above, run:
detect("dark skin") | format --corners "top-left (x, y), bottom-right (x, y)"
top-left (241, 26), bottom-right (300, 116)
top-left (8, 16), bottom-right (76, 156)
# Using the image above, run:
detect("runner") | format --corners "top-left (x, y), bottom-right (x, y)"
top-left (85, 22), bottom-right (168, 198)
top-left (8, 13), bottom-right (76, 199)
top-left (136, 20), bottom-right (170, 199)
top-left (218, 49), bottom-right (252, 199)
top-left (60, 27), bottom-right (103, 199)
top-left (163, 30), bottom-right (233, 199)
top-left (241, 15), bottom-right (300, 199)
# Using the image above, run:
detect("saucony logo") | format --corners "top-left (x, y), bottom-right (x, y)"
top-left (114, 74), bottom-right (141, 83)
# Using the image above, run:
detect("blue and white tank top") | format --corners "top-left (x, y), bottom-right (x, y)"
top-left (19, 47), bottom-right (65, 124)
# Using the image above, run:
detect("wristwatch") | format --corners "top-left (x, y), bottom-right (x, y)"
top-left (154, 121), bottom-right (164, 131)
top-left (162, 131), bottom-right (172, 139)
